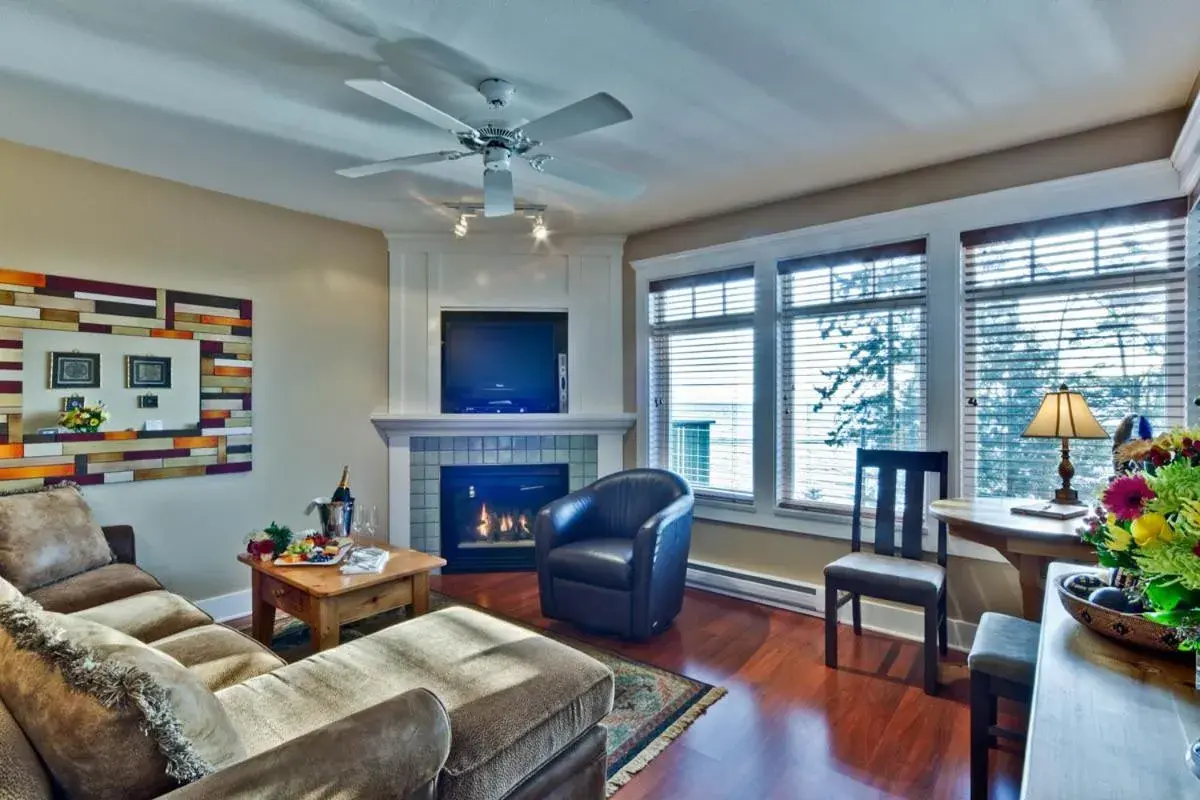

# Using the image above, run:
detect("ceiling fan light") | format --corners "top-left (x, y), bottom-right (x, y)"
top-left (453, 213), bottom-right (469, 238)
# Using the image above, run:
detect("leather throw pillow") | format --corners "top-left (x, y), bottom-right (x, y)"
top-left (0, 595), bottom-right (244, 800)
top-left (0, 484), bottom-right (112, 591)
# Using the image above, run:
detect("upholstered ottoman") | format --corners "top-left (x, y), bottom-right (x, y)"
top-left (216, 606), bottom-right (615, 800)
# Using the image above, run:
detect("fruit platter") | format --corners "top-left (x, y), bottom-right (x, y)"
top-left (245, 521), bottom-right (352, 567)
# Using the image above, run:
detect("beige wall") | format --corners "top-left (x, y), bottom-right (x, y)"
top-left (0, 139), bottom-right (389, 601)
top-left (623, 110), bottom-right (1187, 623)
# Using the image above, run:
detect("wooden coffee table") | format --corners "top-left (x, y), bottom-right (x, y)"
top-left (237, 540), bottom-right (446, 652)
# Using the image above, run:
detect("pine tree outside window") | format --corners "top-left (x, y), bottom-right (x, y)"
top-left (777, 240), bottom-right (928, 512)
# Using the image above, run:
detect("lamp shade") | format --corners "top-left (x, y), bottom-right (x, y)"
top-left (1021, 384), bottom-right (1109, 440)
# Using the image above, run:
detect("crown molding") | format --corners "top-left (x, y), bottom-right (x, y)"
top-left (1172, 96), bottom-right (1200, 199)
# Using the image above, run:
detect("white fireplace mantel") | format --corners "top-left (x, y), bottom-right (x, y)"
top-left (372, 412), bottom-right (636, 439)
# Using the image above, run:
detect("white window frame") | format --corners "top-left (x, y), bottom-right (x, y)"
top-left (632, 159), bottom-right (1188, 560)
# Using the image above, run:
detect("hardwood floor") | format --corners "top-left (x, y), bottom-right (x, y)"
top-left (430, 572), bottom-right (1025, 800)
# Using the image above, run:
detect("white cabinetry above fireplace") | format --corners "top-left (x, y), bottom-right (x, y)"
top-left (384, 233), bottom-right (626, 417)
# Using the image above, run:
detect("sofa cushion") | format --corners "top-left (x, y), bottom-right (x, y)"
top-left (216, 606), bottom-right (614, 800)
top-left (0, 596), bottom-right (244, 800)
top-left (0, 485), bottom-right (112, 592)
top-left (71, 589), bottom-right (211, 643)
top-left (0, 697), bottom-right (51, 800)
top-left (27, 562), bottom-right (162, 613)
top-left (151, 625), bottom-right (285, 691)
top-left (546, 538), bottom-right (634, 589)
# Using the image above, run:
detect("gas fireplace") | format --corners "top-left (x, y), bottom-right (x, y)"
top-left (440, 463), bottom-right (569, 572)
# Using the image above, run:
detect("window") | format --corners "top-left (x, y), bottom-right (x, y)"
top-left (962, 198), bottom-right (1189, 501)
top-left (777, 240), bottom-right (928, 512)
top-left (647, 267), bottom-right (754, 501)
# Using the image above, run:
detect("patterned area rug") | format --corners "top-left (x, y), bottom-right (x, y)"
top-left (231, 594), bottom-right (724, 796)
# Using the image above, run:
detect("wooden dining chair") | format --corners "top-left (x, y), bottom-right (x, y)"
top-left (823, 448), bottom-right (950, 695)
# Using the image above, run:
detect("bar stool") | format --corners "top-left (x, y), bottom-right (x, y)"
top-left (968, 612), bottom-right (1039, 800)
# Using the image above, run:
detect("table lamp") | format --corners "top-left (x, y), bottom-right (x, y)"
top-left (1021, 383), bottom-right (1109, 506)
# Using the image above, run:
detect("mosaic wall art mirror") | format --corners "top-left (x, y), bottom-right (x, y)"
top-left (0, 268), bottom-right (252, 489)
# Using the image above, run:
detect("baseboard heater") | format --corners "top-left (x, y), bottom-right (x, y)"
top-left (685, 560), bottom-right (821, 616)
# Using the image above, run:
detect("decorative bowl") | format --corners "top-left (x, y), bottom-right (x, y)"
top-left (1054, 571), bottom-right (1184, 653)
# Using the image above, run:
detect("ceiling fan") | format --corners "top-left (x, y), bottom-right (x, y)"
top-left (337, 77), bottom-right (643, 217)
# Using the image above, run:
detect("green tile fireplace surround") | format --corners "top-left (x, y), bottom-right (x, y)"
top-left (409, 435), bottom-right (599, 557)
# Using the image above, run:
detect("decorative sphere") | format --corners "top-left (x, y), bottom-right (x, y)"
top-left (1088, 587), bottom-right (1130, 611)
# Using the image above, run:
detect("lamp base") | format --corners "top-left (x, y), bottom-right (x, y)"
top-left (1053, 487), bottom-right (1082, 506)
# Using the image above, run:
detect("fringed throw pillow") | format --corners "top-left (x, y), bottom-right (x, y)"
top-left (0, 484), bottom-right (112, 591)
top-left (0, 595), bottom-right (244, 799)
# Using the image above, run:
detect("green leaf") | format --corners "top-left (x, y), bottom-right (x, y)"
top-left (1143, 579), bottom-right (1200, 612)
top-left (1143, 608), bottom-right (1200, 627)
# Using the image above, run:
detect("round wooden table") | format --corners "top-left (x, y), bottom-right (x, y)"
top-left (929, 497), bottom-right (1095, 621)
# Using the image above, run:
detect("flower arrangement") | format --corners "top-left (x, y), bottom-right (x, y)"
top-left (58, 403), bottom-right (109, 433)
top-left (245, 521), bottom-right (293, 562)
top-left (1081, 429), bottom-right (1200, 646)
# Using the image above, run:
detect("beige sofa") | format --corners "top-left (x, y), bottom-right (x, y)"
top-left (1, 525), bottom-right (614, 800)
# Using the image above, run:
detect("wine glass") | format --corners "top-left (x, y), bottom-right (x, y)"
top-left (361, 505), bottom-right (378, 542)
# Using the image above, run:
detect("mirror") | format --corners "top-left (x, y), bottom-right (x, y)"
top-left (0, 269), bottom-right (252, 488)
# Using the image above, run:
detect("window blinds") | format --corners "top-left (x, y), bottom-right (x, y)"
top-left (777, 239), bottom-right (928, 511)
top-left (648, 266), bottom-right (755, 500)
top-left (961, 198), bottom-right (1189, 501)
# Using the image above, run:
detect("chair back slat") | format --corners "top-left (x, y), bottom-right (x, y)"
top-left (850, 459), bottom-right (865, 553)
top-left (873, 467), bottom-right (897, 557)
top-left (901, 467), bottom-right (926, 560)
top-left (851, 448), bottom-right (950, 563)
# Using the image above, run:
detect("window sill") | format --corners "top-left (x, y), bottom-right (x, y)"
top-left (693, 499), bottom-right (1009, 564)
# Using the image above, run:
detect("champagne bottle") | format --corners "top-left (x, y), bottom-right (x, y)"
top-left (332, 465), bottom-right (352, 502)
top-left (330, 465), bottom-right (355, 538)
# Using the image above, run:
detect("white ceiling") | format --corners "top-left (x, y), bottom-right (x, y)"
top-left (1, 0), bottom-right (1198, 235)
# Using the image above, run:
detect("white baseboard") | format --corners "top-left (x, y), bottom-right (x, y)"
top-left (197, 562), bottom-right (977, 651)
top-left (686, 560), bottom-right (976, 652)
top-left (196, 589), bottom-right (251, 622)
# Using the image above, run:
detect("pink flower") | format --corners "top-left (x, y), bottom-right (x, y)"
top-left (1102, 474), bottom-right (1155, 521)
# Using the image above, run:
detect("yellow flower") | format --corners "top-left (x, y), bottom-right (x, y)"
top-left (1105, 514), bottom-right (1133, 552)
top-left (1131, 512), bottom-right (1175, 548)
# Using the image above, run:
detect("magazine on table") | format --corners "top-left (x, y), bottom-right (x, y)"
top-left (340, 546), bottom-right (390, 575)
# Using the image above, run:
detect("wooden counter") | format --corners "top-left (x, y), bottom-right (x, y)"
top-left (1021, 563), bottom-right (1200, 798)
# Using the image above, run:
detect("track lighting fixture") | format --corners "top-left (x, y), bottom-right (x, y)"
top-left (443, 202), bottom-right (548, 239)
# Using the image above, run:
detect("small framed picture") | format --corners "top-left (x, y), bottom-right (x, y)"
top-left (126, 355), bottom-right (172, 389)
top-left (50, 352), bottom-right (100, 389)
top-left (62, 395), bottom-right (85, 412)
top-left (137, 393), bottom-right (159, 409)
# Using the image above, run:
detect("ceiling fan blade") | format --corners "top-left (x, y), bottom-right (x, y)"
top-left (526, 155), bottom-right (644, 199)
top-left (520, 93), bottom-right (632, 144)
top-left (483, 169), bottom-right (515, 217)
top-left (336, 150), bottom-right (471, 178)
top-left (345, 79), bottom-right (478, 137)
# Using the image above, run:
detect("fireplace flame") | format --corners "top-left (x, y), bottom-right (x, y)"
top-left (477, 504), bottom-right (490, 538)
top-left (473, 504), bottom-right (534, 541)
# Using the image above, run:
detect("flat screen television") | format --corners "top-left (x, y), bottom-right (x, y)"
top-left (441, 311), bottom-right (568, 414)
